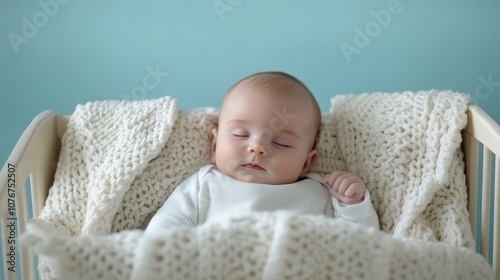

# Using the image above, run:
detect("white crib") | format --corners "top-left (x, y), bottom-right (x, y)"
top-left (1, 101), bottom-right (499, 280)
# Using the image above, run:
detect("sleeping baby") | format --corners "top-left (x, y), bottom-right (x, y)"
top-left (145, 71), bottom-right (379, 233)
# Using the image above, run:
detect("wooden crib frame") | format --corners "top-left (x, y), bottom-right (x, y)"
top-left (1, 104), bottom-right (500, 280)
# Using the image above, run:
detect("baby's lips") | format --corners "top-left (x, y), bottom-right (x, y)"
top-left (243, 163), bottom-right (265, 170)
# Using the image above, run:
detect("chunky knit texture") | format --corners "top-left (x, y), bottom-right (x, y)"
top-left (25, 212), bottom-right (492, 280)
top-left (314, 91), bottom-right (474, 246)
top-left (39, 96), bottom-right (178, 235)
top-left (22, 91), bottom-right (492, 279)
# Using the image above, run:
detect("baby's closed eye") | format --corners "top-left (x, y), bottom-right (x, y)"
top-left (233, 133), bottom-right (249, 138)
top-left (272, 141), bottom-right (291, 148)
top-left (231, 129), bottom-right (249, 138)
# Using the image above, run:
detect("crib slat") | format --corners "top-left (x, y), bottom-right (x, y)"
top-left (494, 157), bottom-right (499, 278)
top-left (1, 181), bottom-right (34, 280)
top-left (481, 147), bottom-right (492, 259)
top-left (0, 111), bottom-right (64, 280)
top-left (17, 180), bottom-right (34, 280)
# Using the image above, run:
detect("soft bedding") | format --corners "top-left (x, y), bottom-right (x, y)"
top-left (22, 90), bottom-right (493, 279)
top-left (25, 212), bottom-right (491, 280)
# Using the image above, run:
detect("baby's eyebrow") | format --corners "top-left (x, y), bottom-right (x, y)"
top-left (227, 119), bottom-right (249, 124)
top-left (225, 119), bottom-right (251, 128)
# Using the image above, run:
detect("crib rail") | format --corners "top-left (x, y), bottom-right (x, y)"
top-left (0, 111), bottom-right (67, 280)
top-left (463, 104), bottom-right (500, 279)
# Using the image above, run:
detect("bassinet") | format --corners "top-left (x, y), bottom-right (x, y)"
top-left (1, 91), bottom-right (499, 280)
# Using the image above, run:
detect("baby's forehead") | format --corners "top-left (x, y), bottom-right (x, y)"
top-left (221, 73), bottom-right (321, 143)
top-left (223, 82), bottom-right (311, 105)
top-left (222, 89), bottom-right (312, 121)
top-left (222, 91), bottom-right (316, 129)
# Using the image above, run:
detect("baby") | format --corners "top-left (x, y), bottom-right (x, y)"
top-left (145, 72), bottom-right (379, 233)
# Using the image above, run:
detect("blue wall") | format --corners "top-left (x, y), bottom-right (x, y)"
top-left (1, 0), bottom-right (500, 165)
top-left (0, 1), bottom-right (499, 277)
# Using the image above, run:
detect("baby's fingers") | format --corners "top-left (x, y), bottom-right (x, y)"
top-left (337, 176), bottom-right (362, 197)
top-left (323, 171), bottom-right (348, 188)
top-left (338, 192), bottom-right (364, 204)
top-left (345, 181), bottom-right (365, 198)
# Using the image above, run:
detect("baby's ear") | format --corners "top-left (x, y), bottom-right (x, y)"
top-left (210, 128), bottom-right (218, 163)
top-left (300, 149), bottom-right (317, 177)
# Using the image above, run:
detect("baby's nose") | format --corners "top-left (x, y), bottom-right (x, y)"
top-left (247, 141), bottom-right (267, 156)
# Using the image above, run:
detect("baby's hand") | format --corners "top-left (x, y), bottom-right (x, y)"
top-left (323, 171), bottom-right (365, 205)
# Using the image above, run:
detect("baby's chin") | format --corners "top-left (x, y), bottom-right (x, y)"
top-left (230, 172), bottom-right (298, 185)
top-left (214, 164), bottom-right (300, 185)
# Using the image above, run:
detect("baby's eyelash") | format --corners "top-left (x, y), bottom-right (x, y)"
top-left (232, 133), bottom-right (249, 138)
top-left (272, 141), bottom-right (291, 148)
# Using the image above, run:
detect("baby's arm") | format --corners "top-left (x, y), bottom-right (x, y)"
top-left (323, 171), bottom-right (379, 228)
top-left (144, 172), bottom-right (201, 234)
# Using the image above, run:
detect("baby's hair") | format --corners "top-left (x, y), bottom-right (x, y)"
top-left (223, 71), bottom-right (322, 148)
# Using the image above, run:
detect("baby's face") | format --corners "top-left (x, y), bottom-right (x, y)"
top-left (211, 86), bottom-right (317, 185)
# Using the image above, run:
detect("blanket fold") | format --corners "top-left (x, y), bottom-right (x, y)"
top-left (21, 91), bottom-right (492, 279)
top-left (320, 90), bottom-right (473, 246)
top-left (23, 212), bottom-right (492, 280)
top-left (40, 96), bottom-right (178, 235)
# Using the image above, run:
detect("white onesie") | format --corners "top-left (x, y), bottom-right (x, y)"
top-left (145, 165), bottom-right (379, 233)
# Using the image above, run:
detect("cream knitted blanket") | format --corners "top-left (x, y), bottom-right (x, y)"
top-left (22, 90), bottom-right (493, 279)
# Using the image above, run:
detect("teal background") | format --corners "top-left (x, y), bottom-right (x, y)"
top-left (1, 1), bottom-right (500, 277)
top-left (1, 0), bottom-right (500, 166)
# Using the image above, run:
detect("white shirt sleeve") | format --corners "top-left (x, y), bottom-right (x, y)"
top-left (144, 171), bottom-right (203, 234)
top-left (331, 189), bottom-right (379, 229)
